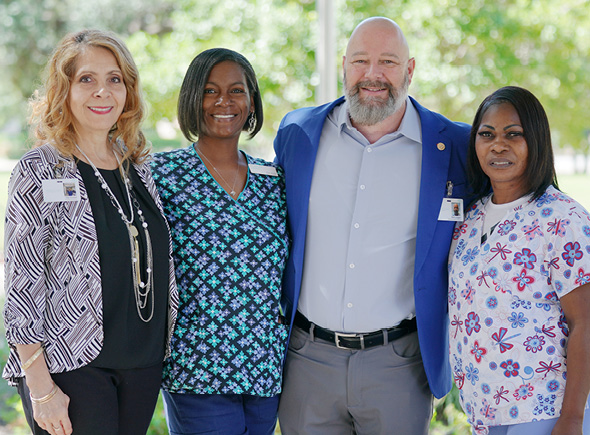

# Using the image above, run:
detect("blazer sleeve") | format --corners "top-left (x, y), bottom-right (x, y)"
top-left (3, 158), bottom-right (52, 345)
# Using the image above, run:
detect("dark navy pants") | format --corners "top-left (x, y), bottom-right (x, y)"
top-left (161, 390), bottom-right (279, 435)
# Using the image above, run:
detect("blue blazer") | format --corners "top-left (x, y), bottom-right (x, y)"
top-left (273, 96), bottom-right (470, 398)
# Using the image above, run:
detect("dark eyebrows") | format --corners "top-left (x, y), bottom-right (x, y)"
top-left (478, 123), bottom-right (522, 131)
top-left (503, 124), bottom-right (521, 130)
top-left (205, 81), bottom-right (246, 87)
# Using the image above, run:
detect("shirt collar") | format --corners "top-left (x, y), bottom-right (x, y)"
top-left (336, 97), bottom-right (422, 145)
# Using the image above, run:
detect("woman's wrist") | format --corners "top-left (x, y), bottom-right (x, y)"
top-left (558, 408), bottom-right (585, 421)
top-left (21, 347), bottom-right (44, 370)
top-left (25, 371), bottom-right (56, 399)
top-left (30, 383), bottom-right (59, 405)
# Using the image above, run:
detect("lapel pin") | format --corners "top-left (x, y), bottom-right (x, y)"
top-left (437, 142), bottom-right (446, 151)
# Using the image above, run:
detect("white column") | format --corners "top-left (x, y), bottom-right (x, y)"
top-left (316, 0), bottom-right (337, 105)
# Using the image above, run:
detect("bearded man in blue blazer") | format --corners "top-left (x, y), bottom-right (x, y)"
top-left (274, 17), bottom-right (470, 434)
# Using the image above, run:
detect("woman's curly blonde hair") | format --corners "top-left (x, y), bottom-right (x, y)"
top-left (29, 29), bottom-right (149, 164)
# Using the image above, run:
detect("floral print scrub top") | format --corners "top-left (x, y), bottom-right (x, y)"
top-left (151, 145), bottom-right (290, 397)
top-left (448, 186), bottom-right (590, 432)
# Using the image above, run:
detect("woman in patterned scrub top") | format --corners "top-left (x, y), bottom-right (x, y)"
top-left (448, 87), bottom-right (590, 435)
top-left (151, 48), bottom-right (290, 435)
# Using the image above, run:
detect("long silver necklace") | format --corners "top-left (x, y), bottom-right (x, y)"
top-left (75, 144), bottom-right (154, 322)
top-left (195, 144), bottom-right (240, 197)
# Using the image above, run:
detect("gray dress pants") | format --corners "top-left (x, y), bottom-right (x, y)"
top-left (278, 325), bottom-right (433, 435)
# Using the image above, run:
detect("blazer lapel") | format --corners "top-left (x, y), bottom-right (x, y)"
top-left (413, 100), bottom-right (453, 277)
top-left (287, 98), bottom-right (344, 242)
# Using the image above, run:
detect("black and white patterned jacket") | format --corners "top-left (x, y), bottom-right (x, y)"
top-left (2, 143), bottom-right (178, 385)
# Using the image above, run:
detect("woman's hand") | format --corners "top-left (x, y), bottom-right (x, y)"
top-left (552, 415), bottom-right (583, 435)
top-left (16, 344), bottom-right (73, 435)
top-left (31, 385), bottom-right (72, 435)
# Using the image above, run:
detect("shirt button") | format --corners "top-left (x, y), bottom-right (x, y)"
top-left (360, 185), bottom-right (366, 190)
top-left (349, 263), bottom-right (355, 269)
top-left (367, 147), bottom-right (373, 153)
top-left (347, 303), bottom-right (353, 308)
top-left (353, 223), bottom-right (360, 229)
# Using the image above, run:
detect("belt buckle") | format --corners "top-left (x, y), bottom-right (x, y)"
top-left (334, 332), bottom-right (359, 349)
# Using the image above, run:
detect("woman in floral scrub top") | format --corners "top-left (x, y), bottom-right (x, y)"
top-left (448, 86), bottom-right (590, 435)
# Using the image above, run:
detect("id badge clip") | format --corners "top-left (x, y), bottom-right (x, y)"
top-left (437, 181), bottom-right (464, 222)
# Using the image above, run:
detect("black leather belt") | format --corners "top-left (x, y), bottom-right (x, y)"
top-left (294, 311), bottom-right (417, 350)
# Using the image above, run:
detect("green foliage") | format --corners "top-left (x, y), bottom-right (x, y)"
top-left (147, 393), bottom-right (168, 435)
top-left (430, 386), bottom-right (471, 435)
top-left (0, 0), bottom-right (175, 98)
top-left (2, 0), bottom-right (590, 156)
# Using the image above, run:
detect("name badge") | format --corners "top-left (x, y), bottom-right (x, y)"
top-left (42, 179), bottom-right (81, 202)
top-left (438, 198), bottom-right (464, 222)
top-left (248, 164), bottom-right (278, 176)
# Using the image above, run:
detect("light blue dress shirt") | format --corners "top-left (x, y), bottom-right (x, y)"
top-left (298, 98), bottom-right (423, 333)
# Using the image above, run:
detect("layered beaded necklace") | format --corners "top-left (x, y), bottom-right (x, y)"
top-left (75, 144), bottom-right (154, 322)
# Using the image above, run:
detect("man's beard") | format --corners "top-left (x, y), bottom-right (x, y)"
top-left (344, 73), bottom-right (409, 126)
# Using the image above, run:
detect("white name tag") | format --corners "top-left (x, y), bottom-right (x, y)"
top-left (42, 179), bottom-right (81, 202)
top-left (438, 198), bottom-right (464, 222)
top-left (248, 164), bottom-right (278, 176)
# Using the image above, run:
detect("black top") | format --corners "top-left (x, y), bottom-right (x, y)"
top-left (77, 160), bottom-right (169, 369)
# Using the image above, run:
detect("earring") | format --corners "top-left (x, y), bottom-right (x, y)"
top-left (247, 112), bottom-right (256, 134)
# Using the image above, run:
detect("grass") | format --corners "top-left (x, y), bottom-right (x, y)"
top-left (557, 173), bottom-right (590, 210)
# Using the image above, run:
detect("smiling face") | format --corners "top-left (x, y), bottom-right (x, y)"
top-left (200, 60), bottom-right (253, 142)
top-left (475, 102), bottom-right (530, 203)
top-left (69, 46), bottom-right (126, 141)
top-left (343, 18), bottom-right (414, 126)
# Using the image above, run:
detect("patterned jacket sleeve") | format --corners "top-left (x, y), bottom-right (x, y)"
top-left (3, 156), bottom-right (53, 345)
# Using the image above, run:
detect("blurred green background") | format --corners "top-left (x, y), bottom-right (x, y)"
top-left (1, 0), bottom-right (590, 433)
